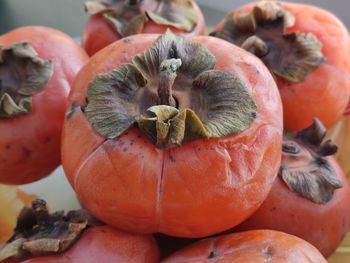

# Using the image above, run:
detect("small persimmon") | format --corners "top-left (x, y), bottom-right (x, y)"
top-left (211, 0), bottom-right (350, 130)
top-left (82, 0), bottom-right (206, 56)
top-left (0, 26), bottom-right (88, 185)
top-left (162, 230), bottom-right (327, 263)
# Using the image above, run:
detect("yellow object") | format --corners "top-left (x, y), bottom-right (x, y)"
top-left (0, 185), bottom-right (36, 243)
top-left (327, 113), bottom-right (350, 182)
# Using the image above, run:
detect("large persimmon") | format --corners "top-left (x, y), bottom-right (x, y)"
top-left (234, 119), bottom-right (350, 258)
top-left (211, 0), bottom-right (350, 131)
top-left (0, 199), bottom-right (159, 262)
top-left (62, 31), bottom-right (282, 238)
top-left (162, 230), bottom-right (327, 263)
top-left (0, 26), bottom-right (88, 184)
top-left (82, 0), bottom-right (206, 56)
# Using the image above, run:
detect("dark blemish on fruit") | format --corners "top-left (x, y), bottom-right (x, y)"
top-left (137, 135), bottom-right (142, 138)
top-left (252, 112), bottom-right (257, 118)
top-left (22, 146), bottom-right (32, 158)
top-left (123, 38), bottom-right (131, 43)
top-left (124, 132), bottom-right (129, 135)
top-left (43, 136), bottom-right (52, 144)
top-left (130, 139), bottom-right (135, 146)
top-left (122, 147), bottom-right (128, 152)
top-left (256, 69), bottom-right (260, 75)
top-left (270, 206), bottom-right (277, 212)
top-left (117, 141), bottom-right (125, 147)
top-left (5, 144), bottom-right (11, 150)
top-left (67, 103), bottom-right (83, 119)
top-left (260, 247), bottom-right (272, 260)
top-left (208, 251), bottom-right (218, 259)
top-left (169, 155), bottom-right (176, 162)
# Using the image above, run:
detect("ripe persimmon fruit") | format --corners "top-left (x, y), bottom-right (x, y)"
top-left (82, 0), bottom-right (206, 56)
top-left (211, 0), bottom-right (350, 130)
top-left (62, 31), bottom-right (282, 237)
top-left (0, 26), bottom-right (88, 185)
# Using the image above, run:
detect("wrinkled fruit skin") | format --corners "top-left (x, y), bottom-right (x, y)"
top-left (82, 0), bottom-right (206, 56)
top-left (62, 34), bottom-right (283, 238)
top-left (162, 230), bottom-right (327, 263)
top-left (214, 1), bottom-right (350, 131)
top-left (234, 157), bottom-right (350, 258)
top-left (3, 226), bottom-right (160, 263)
top-left (0, 26), bottom-right (88, 185)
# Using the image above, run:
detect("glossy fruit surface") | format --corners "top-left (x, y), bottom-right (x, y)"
top-left (0, 26), bottom-right (88, 184)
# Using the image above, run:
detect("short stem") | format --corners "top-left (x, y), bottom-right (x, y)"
top-left (32, 199), bottom-right (52, 229)
top-left (128, 0), bottom-right (143, 5)
top-left (241, 35), bottom-right (269, 57)
top-left (158, 58), bottom-right (182, 107)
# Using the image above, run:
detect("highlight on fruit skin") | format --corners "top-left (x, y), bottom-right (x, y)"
top-left (82, 0), bottom-right (207, 56)
top-left (162, 230), bottom-right (327, 263)
top-left (210, 0), bottom-right (350, 131)
top-left (62, 30), bottom-right (283, 238)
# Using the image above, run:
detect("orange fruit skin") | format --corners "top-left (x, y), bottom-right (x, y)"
top-left (62, 34), bottom-right (283, 237)
top-left (214, 1), bottom-right (350, 131)
top-left (162, 230), bottom-right (327, 263)
top-left (0, 26), bottom-right (88, 185)
top-left (82, 0), bottom-right (207, 56)
top-left (4, 226), bottom-right (160, 263)
top-left (234, 157), bottom-right (350, 258)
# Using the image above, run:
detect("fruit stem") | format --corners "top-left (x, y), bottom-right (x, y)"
top-left (241, 35), bottom-right (269, 57)
top-left (158, 58), bottom-right (182, 107)
top-left (129, 0), bottom-right (143, 5)
top-left (32, 199), bottom-right (52, 229)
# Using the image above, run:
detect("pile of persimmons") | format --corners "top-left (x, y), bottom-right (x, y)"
top-left (1, 1), bottom-right (350, 262)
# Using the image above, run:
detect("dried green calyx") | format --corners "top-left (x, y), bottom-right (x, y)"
top-left (85, 0), bottom-right (198, 37)
top-left (0, 199), bottom-right (101, 261)
top-left (85, 31), bottom-right (257, 149)
top-left (210, 0), bottom-right (325, 83)
top-left (281, 119), bottom-right (342, 204)
top-left (0, 42), bottom-right (53, 119)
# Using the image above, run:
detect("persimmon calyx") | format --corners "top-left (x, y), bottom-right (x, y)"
top-left (210, 0), bottom-right (325, 83)
top-left (85, 30), bottom-right (257, 149)
top-left (280, 118), bottom-right (342, 204)
top-left (0, 199), bottom-right (101, 261)
top-left (0, 42), bottom-right (53, 119)
top-left (84, 0), bottom-right (198, 37)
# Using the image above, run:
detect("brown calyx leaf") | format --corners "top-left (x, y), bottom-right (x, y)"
top-left (0, 42), bottom-right (53, 118)
top-left (280, 118), bottom-right (342, 204)
top-left (210, 0), bottom-right (325, 83)
top-left (85, 31), bottom-right (257, 148)
top-left (84, 0), bottom-right (198, 38)
top-left (0, 199), bottom-right (101, 261)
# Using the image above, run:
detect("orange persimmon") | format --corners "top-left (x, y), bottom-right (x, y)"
top-left (211, 0), bottom-right (350, 130)
top-left (0, 200), bottom-right (159, 263)
top-left (162, 230), bottom-right (327, 263)
top-left (0, 26), bottom-right (88, 184)
top-left (62, 31), bottom-right (282, 238)
top-left (82, 0), bottom-right (206, 56)
top-left (234, 119), bottom-right (350, 258)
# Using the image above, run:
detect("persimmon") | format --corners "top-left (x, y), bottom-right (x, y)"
top-left (211, 0), bottom-right (350, 131)
top-left (162, 230), bottom-right (327, 263)
top-left (0, 199), bottom-right (160, 263)
top-left (82, 0), bottom-right (206, 56)
top-left (234, 119), bottom-right (350, 258)
top-left (0, 26), bottom-right (88, 184)
top-left (62, 31), bottom-right (283, 237)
